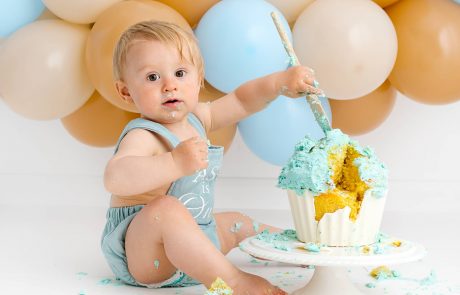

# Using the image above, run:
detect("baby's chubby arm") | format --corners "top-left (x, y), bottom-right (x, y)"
top-left (200, 65), bottom-right (322, 132)
top-left (104, 129), bottom-right (208, 196)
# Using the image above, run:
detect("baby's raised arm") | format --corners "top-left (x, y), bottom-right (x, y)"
top-left (103, 129), bottom-right (208, 196)
top-left (202, 65), bottom-right (321, 132)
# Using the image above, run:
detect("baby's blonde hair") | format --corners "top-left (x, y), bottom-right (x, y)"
top-left (113, 20), bottom-right (204, 86)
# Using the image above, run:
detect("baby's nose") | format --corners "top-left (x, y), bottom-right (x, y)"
top-left (162, 77), bottom-right (177, 92)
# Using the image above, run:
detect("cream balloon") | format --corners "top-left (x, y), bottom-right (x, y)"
top-left (0, 20), bottom-right (93, 120)
top-left (266, 0), bottom-right (314, 26)
top-left (293, 0), bottom-right (397, 100)
top-left (42, 0), bottom-right (123, 24)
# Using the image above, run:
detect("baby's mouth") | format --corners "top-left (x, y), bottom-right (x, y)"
top-left (162, 98), bottom-right (183, 108)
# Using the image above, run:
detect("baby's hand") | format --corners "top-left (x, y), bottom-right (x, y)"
top-left (172, 136), bottom-right (208, 175)
top-left (279, 65), bottom-right (323, 98)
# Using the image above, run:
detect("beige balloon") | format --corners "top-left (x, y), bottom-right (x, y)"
top-left (61, 91), bottom-right (139, 147)
top-left (0, 20), bottom-right (94, 120)
top-left (42, 0), bottom-right (123, 24)
top-left (386, 0), bottom-right (460, 105)
top-left (293, 0), bottom-right (397, 100)
top-left (330, 80), bottom-right (396, 135)
top-left (157, 0), bottom-right (219, 28)
top-left (266, 0), bottom-right (314, 26)
top-left (37, 8), bottom-right (60, 20)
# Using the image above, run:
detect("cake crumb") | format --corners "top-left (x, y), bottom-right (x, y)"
top-left (392, 240), bottom-right (402, 247)
top-left (362, 245), bottom-right (371, 254)
top-left (370, 266), bottom-right (400, 281)
top-left (206, 277), bottom-right (233, 295)
top-left (365, 282), bottom-right (376, 288)
top-left (420, 270), bottom-right (437, 286)
top-left (304, 242), bottom-right (321, 253)
top-left (230, 221), bottom-right (243, 233)
top-left (252, 221), bottom-right (260, 233)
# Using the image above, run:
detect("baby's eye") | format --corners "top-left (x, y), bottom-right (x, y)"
top-left (175, 70), bottom-right (186, 78)
top-left (147, 73), bottom-right (159, 81)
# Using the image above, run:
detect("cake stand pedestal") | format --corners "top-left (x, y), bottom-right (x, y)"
top-left (239, 236), bottom-right (426, 295)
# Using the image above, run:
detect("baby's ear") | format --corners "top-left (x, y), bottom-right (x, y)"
top-left (115, 80), bottom-right (134, 105)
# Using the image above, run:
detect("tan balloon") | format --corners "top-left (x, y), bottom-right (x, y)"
top-left (0, 20), bottom-right (93, 120)
top-left (386, 0), bottom-right (460, 105)
top-left (42, 0), bottom-right (123, 24)
top-left (330, 80), bottom-right (396, 135)
top-left (61, 91), bottom-right (139, 147)
top-left (266, 0), bottom-right (314, 26)
top-left (293, 0), bottom-right (397, 100)
top-left (199, 82), bottom-right (237, 153)
top-left (373, 0), bottom-right (400, 8)
top-left (86, 0), bottom-right (191, 113)
top-left (158, 0), bottom-right (219, 28)
top-left (37, 7), bottom-right (60, 20)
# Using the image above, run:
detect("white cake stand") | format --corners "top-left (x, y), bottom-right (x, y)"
top-left (239, 235), bottom-right (426, 295)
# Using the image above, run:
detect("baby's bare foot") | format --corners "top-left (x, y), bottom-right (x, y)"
top-left (228, 271), bottom-right (286, 295)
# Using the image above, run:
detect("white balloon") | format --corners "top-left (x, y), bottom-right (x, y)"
top-left (0, 20), bottom-right (93, 120)
top-left (293, 0), bottom-right (397, 100)
top-left (42, 0), bottom-right (123, 24)
top-left (266, 0), bottom-right (315, 25)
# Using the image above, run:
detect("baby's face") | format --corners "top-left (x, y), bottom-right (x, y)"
top-left (119, 39), bottom-right (201, 123)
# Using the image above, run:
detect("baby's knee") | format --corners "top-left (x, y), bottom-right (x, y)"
top-left (226, 211), bottom-right (253, 224)
top-left (144, 195), bottom-right (190, 219)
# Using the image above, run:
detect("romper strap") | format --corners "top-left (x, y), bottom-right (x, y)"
top-left (114, 118), bottom-right (181, 153)
top-left (188, 113), bottom-right (206, 138)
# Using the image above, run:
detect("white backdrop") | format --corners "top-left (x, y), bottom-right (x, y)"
top-left (1, 93), bottom-right (459, 213)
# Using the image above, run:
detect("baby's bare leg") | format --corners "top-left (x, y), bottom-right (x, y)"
top-left (125, 196), bottom-right (239, 287)
top-left (215, 211), bottom-right (281, 254)
top-left (214, 212), bottom-right (287, 294)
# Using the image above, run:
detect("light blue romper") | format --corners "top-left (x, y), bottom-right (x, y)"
top-left (101, 113), bottom-right (224, 288)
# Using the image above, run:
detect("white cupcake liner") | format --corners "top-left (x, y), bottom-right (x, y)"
top-left (287, 189), bottom-right (386, 246)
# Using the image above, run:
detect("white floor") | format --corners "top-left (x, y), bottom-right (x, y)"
top-left (1, 204), bottom-right (459, 295)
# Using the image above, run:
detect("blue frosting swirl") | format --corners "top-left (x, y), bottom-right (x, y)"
top-left (278, 129), bottom-right (388, 198)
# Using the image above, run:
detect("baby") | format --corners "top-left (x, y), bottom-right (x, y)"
top-left (101, 20), bottom-right (320, 294)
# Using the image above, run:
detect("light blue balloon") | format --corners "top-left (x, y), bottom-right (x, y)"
top-left (453, 0), bottom-right (460, 4)
top-left (195, 0), bottom-right (291, 93)
top-left (238, 96), bottom-right (332, 166)
top-left (0, 0), bottom-right (45, 37)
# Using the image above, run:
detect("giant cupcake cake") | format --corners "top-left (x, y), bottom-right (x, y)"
top-left (278, 129), bottom-right (388, 246)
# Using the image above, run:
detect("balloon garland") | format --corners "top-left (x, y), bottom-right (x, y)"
top-left (1, 0), bottom-right (459, 165)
